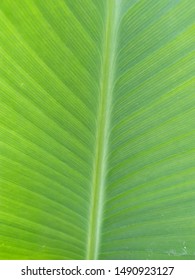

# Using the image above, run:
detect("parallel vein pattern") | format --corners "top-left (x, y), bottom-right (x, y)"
top-left (0, 0), bottom-right (195, 260)
top-left (0, 0), bottom-right (104, 259)
top-left (100, 0), bottom-right (195, 259)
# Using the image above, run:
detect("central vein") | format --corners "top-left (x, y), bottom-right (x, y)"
top-left (86, 0), bottom-right (121, 260)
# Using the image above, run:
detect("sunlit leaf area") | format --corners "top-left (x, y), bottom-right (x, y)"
top-left (0, 0), bottom-right (195, 259)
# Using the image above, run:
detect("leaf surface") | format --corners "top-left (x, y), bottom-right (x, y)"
top-left (0, 0), bottom-right (195, 259)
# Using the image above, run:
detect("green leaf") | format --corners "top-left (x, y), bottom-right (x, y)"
top-left (0, 0), bottom-right (195, 260)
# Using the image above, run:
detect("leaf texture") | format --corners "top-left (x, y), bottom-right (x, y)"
top-left (0, 0), bottom-right (195, 260)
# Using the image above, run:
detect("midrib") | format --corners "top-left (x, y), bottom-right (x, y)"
top-left (86, 0), bottom-right (120, 260)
